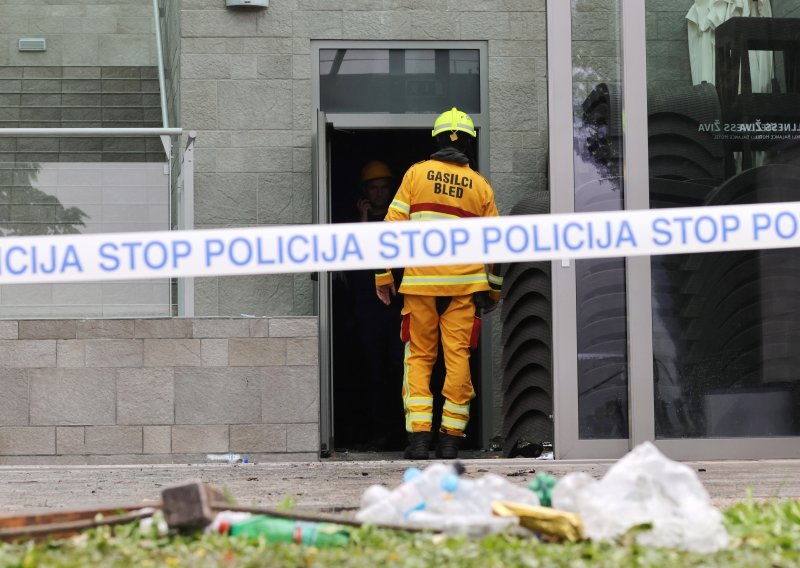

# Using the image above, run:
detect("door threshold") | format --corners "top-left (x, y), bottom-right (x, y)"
top-left (324, 450), bottom-right (509, 461)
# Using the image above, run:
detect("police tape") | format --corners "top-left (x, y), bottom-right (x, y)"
top-left (2, 201), bottom-right (800, 284)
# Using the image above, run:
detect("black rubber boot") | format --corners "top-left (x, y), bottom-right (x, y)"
top-left (435, 433), bottom-right (462, 459)
top-left (403, 432), bottom-right (432, 460)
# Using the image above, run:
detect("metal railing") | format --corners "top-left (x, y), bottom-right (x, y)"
top-left (153, 0), bottom-right (170, 129)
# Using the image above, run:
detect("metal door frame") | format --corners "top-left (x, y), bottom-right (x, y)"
top-left (547, 0), bottom-right (629, 459)
top-left (312, 41), bottom-right (492, 453)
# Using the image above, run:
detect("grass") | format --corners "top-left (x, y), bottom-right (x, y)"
top-left (0, 499), bottom-right (798, 567)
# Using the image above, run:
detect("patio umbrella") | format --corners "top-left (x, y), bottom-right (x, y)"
top-left (686, 0), bottom-right (773, 91)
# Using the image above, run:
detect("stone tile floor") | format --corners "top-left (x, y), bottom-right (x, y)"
top-left (0, 457), bottom-right (798, 514)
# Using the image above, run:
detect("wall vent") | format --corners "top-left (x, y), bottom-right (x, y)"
top-left (18, 38), bottom-right (47, 52)
top-left (226, 0), bottom-right (268, 7)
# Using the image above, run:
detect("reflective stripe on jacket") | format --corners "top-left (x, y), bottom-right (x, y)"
top-left (377, 159), bottom-right (501, 297)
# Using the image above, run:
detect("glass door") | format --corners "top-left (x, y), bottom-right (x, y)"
top-left (634, 0), bottom-right (800, 459)
top-left (551, 0), bottom-right (800, 459)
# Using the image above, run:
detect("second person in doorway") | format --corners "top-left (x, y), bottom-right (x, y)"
top-left (350, 160), bottom-right (405, 449)
top-left (356, 160), bottom-right (394, 222)
top-left (375, 107), bottom-right (503, 460)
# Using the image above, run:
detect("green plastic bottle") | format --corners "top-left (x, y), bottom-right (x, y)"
top-left (228, 515), bottom-right (349, 547)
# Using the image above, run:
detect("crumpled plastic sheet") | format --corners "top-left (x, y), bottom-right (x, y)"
top-left (552, 442), bottom-right (729, 553)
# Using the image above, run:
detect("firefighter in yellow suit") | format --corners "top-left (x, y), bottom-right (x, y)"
top-left (375, 107), bottom-right (502, 459)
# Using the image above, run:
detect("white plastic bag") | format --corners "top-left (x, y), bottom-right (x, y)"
top-left (552, 442), bottom-right (728, 553)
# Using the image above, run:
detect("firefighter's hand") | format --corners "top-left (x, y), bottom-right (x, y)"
top-left (482, 299), bottom-right (500, 315)
top-left (474, 291), bottom-right (500, 315)
top-left (376, 283), bottom-right (396, 305)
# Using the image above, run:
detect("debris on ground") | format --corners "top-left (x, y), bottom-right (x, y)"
top-left (226, 515), bottom-right (350, 547)
top-left (492, 501), bottom-right (584, 542)
top-left (507, 439), bottom-right (543, 458)
top-left (0, 505), bottom-right (157, 542)
top-left (552, 442), bottom-right (729, 553)
top-left (528, 472), bottom-right (557, 506)
top-left (355, 462), bottom-right (542, 536)
top-left (0, 444), bottom-right (742, 558)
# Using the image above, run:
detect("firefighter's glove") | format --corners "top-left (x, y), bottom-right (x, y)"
top-left (475, 291), bottom-right (500, 314)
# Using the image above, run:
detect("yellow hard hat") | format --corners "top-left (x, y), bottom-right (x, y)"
top-left (432, 107), bottom-right (476, 138)
top-left (360, 160), bottom-right (392, 182)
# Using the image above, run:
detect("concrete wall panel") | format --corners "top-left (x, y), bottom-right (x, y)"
top-left (29, 368), bottom-right (115, 426)
top-left (0, 318), bottom-right (319, 464)
top-left (0, 1), bottom-right (156, 68)
top-left (180, 2), bottom-right (548, 322)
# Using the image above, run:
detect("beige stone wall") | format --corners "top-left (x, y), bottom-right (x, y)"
top-left (0, 0), bottom-right (157, 67)
top-left (0, 317), bottom-right (319, 464)
top-left (180, 0), bottom-right (548, 317)
top-left (0, 0), bottom-right (551, 448)
top-left (179, 2), bottom-right (549, 442)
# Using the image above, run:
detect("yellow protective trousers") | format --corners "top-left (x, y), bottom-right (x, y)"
top-left (400, 294), bottom-right (476, 437)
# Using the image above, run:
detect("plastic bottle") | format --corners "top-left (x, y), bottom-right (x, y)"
top-left (207, 511), bottom-right (253, 535)
top-left (360, 484), bottom-right (392, 510)
top-left (434, 473), bottom-right (540, 516)
top-left (475, 473), bottom-right (541, 509)
top-left (406, 510), bottom-right (518, 537)
top-left (206, 453), bottom-right (243, 464)
top-left (356, 463), bottom-right (461, 525)
top-left (355, 468), bottom-right (426, 524)
top-left (433, 475), bottom-right (485, 515)
top-left (228, 515), bottom-right (349, 547)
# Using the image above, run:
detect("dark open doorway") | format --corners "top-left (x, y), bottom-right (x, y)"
top-left (328, 128), bottom-right (483, 454)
